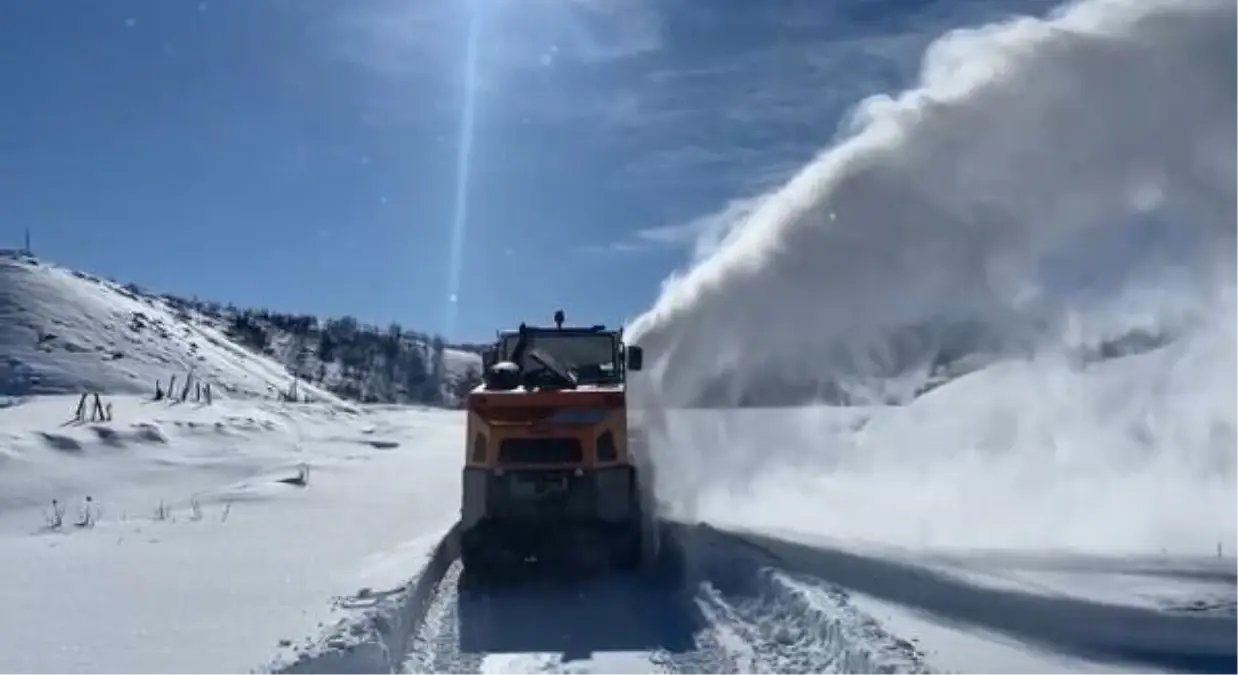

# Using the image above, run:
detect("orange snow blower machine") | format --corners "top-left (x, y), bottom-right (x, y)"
top-left (459, 310), bottom-right (659, 581)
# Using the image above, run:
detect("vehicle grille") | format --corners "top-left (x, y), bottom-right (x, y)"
top-left (498, 437), bottom-right (583, 464)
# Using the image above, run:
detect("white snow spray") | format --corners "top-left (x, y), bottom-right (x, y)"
top-left (628, 0), bottom-right (1236, 554)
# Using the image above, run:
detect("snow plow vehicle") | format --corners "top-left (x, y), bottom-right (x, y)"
top-left (459, 310), bottom-right (657, 580)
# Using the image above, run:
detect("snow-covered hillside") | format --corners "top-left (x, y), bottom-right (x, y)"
top-left (0, 254), bottom-right (481, 407)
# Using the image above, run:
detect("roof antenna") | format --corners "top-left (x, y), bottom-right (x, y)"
top-left (554, 309), bottom-right (565, 329)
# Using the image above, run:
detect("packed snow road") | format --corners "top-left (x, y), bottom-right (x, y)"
top-left (405, 528), bottom-right (937, 674)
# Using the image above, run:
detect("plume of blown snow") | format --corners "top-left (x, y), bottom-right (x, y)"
top-left (648, 301), bottom-right (1236, 554)
top-left (628, 0), bottom-right (1234, 403)
top-left (628, 0), bottom-right (1236, 554)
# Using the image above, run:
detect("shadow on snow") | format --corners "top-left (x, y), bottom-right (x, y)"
top-left (712, 525), bottom-right (1237, 674)
top-left (454, 568), bottom-right (704, 662)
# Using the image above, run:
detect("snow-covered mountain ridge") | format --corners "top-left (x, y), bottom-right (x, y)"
top-left (0, 253), bottom-right (482, 407)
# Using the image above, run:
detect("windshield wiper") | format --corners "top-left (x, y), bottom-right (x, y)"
top-left (528, 348), bottom-right (578, 389)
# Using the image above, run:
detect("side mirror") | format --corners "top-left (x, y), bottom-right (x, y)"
top-left (626, 345), bottom-right (643, 372)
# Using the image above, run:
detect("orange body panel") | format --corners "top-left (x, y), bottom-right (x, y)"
top-left (465, 388), bottom-right (630, 471)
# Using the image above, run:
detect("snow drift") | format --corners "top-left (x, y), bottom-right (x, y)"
top-left (627, 0), bottom-right (1236, 555)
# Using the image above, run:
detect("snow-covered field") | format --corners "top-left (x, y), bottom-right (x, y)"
top-left (0, 392), bottom-right (1230, 674)
top-left (0, 394), bottom-right (462, 673)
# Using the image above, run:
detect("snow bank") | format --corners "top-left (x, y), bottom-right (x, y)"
top-left (268, 526), bottom-right (459, 674)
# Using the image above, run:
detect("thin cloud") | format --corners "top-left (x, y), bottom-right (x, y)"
top-left (328, 0), bottom-right (663, 81)
top-left (540, 0), bottom-right (663, 64)
top-left (326, 1), bottom-right (455, 79)
top-left (594, 1), bottom-right (1066, 192)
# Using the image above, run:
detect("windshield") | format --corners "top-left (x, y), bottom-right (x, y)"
top-left (500, 333), bottom-right (619, 384)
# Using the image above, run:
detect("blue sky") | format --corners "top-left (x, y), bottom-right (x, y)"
top-left (0, 0), bottom-right (1047, 342)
